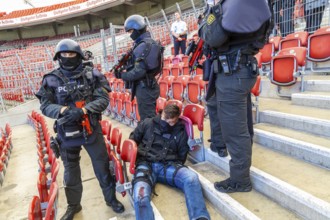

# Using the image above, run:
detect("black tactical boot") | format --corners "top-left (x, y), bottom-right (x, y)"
top-left (214, 178), bottom-right (252, 193)
top-left (60, 204), bottom-right (82, 220)
top-left (106, 198), bottom-right (125, 213)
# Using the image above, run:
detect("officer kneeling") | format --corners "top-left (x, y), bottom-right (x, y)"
top-left (199, 0), bottom-right (273, 193)
top-left (129, 104), bottom-right (210, 220)
top-left (35, 39), bottom-right (124, 220)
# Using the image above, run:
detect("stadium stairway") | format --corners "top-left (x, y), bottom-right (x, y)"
top-left (1, 75), bottom-right (330, 219)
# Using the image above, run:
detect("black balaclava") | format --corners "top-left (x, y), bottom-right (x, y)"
top-left (59, 54), bottom-right (82, 71)
top-left (130, 27), bottom-right (147, 41)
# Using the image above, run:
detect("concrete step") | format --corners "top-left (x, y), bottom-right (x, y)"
top-left (152, 180), bottom-right (224, 220)
top-left (206, 147), bottom-right (330, 220)
top-left (254, 123), bottom-right (330, 169)
top-left (304, 80), bottom-right (330, 92)
top-left (259, 110), bottom-right (330, 138)
top-left (259, 97), bottom-right (330, 121)
top-left (292, 91), bottom-right (330, 109)
top-left (190, 161), bottom-right (299, 220)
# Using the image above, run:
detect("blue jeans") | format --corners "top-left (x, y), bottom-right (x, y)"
top-left (133, 162), bottom-right (210, 220)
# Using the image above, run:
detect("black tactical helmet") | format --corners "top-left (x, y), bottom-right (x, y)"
top-left (53, 39), bottom-right (85, 61)
top-left (124, 15), bottom-right (147, 32)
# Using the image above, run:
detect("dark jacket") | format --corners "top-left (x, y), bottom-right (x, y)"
top-left (35, 65), bottom-right (111, 147)
top-left (121, 31), bottom-right (161, 99)
top-left (129, 115), bottom-right (189, 164)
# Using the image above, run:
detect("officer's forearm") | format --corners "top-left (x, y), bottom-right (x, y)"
top-left (41, 103), bottom-right (63, 119)
top-left (121, 63), bottom-right (146, 82)
top-left (84, 91), bottom-right (109, 113)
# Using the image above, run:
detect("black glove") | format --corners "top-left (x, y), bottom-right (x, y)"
top-left (63, 107), bottom-right (84, 123)
top-left (114, 69), bottom-right (121, 79)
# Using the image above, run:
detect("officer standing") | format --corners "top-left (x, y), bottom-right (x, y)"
top-left (199, 0), bottom-right (272, 193)
top-left (115, 14), bottom-right (161, 121)
top-left (35, 39), bottom-right (125, 220)
top-left (130, 104), bottom-right (210, 220)
top-left (171, 12), bottom-right (188, 56)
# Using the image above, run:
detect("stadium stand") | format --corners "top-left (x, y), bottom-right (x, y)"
top-left (0, 0), bottom-right (330, 219)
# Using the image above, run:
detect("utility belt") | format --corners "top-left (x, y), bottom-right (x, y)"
top-left (214, 50), bottom-right (257, 76)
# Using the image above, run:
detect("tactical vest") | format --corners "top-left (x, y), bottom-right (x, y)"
top-left (46, 66), bottom-right (95, 107)
top-left (199, 0), bottom-right (273, 55)
top-left (46, 66), bottom-right (100, 147)
top-left (133, 38), bottom-right (164, 76)
top-left (137, 122), bottom-right (178, 162)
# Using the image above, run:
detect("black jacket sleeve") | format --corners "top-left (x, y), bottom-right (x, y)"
top-left (35, 76), bottom-right (63, 119)
top-left (176, 123), bottom-right (190, 164)
top-left (121, 42), bottom-right (148, 82)
top-left (129, 119), bottom-right (148, 145)
top-left (84, 70), bottom-right (110, 113)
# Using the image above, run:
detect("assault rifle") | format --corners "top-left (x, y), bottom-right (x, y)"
top-left (187, 38), bottom-right (204, 73)
top-left (110, 48), bottom-right (133, 73)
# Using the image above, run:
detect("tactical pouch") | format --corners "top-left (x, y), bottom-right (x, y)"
top-left (61, 124), bottom-right (84, 139)
top-left (202, 59), bottom-right (212, 81)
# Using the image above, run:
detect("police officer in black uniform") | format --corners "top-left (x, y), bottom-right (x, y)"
top-left (35, 39), bottom-right (124, 220)
top-left (115, 14), bottom-right (161, 121)
top-left (199, 0), bottom-right (273, 193)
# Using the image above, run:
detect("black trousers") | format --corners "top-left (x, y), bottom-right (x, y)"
top-left (135, 82), bottom-right (160, 121)
top-left (215, 61), bottom-right (257, 184)
top-left (173, 39), bottom-right (187, 56)
top-left (60, 130), bottom-right (116, 205)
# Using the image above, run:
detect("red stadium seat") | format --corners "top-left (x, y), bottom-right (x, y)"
top-left (183, 104), bottom-right (205, 161)
top-left (100, 120), bottom-right (112, 142)
top-left (156, 97), bottom-right (167, 113)
top-left (279, 32), bottom-right (309, 50)
top-left (110, 127), bottom-right (122, 155)
top-left (44, 182), bottom-right (59, 220)
top-left (109, 151), bottom-right (126, 196)
top-left (270, 47), bottom-right (307, 87)
top-left (120, 139), bottom-right (138, 175)
top-left (307, 26), bottom-right (330, 72)
top-left (28, 196), bottom-right (42, 220)
top-left (170, 75), bottom-right (189, 101)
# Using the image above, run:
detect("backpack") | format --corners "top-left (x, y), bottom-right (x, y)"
top-left (199, 0), bottom-right (273, 50)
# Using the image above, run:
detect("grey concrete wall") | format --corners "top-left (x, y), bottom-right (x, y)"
top-left (0, 99), bottom-right (40, 128)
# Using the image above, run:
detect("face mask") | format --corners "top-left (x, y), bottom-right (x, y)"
top-left (59, 56), bottom-right (81, 71)
top-left (130, 29), bottom-right (141, 41)
top-left (160, 119), bottom-right (174, 133)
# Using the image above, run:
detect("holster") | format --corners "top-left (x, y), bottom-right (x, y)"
top-left (205, 61), bottom-right (217, 101)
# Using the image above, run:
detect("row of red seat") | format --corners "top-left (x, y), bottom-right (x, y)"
top-left (27, 111), bottom-right (59, 220)
top-left (0, 123), bottom-right (12, 186)
top-left (258, 26), bottom-right (330, 89)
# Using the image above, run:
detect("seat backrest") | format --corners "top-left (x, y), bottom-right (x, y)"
top-left (110, 127), bottom-right (122, 155)
top-left (109, 151), bottom-right (124, 184)
top-left (186, 81), bottom-right (201, 104)
top-left (269, 36), bottom-right (282, 50)
top-left (28, 196), bottom-right (42, 220)
top-left (179, 115), bottom-right (194, 139)
top-left (308, 27), bottom-right (330, 61)
top-left (37, 171), bottom-right (48, 203)
top-left (280, 31), bottom-right (308, 49)
top-left (156, 97), bottom-right (167, 113)
top-left (251, 76), bottom-right (261, 97)
top-left (120, 139), bottom-right (137, 174)
top-left (183, 104), bottom-right (205, 132)
top-left (166, 99), bottom-right (183, 113)
top-left (277, 47), bottom-right (307, 66)
top-left (44, 182), bottom-right (59, 220)
top-left (100, 120), bottom-right (112, 141)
